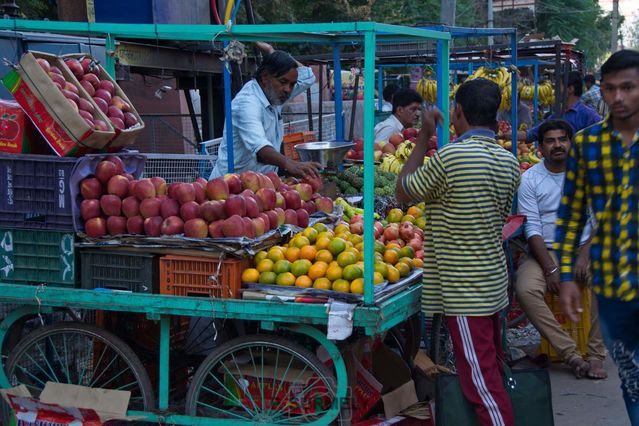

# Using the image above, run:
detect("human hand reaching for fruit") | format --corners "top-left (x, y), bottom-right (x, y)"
top-left (285, 159), bottom-right (322, 179)
top-left (418, 108), bottom-right (444, 143)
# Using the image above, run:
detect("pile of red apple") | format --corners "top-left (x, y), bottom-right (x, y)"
top-left (63, 57), bottom-right (139, 131)
top-left (79, 157), bottom-right (333, 239)
top-left (348, 215), bottom-right (424, 259)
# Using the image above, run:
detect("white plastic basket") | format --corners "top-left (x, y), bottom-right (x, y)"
top-left (201, 138), bottom-right (222, 158)
top-left (141, 154), bottom-right (217, 183)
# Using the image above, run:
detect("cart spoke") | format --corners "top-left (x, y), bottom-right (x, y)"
top-left (46, 335), bottom-right (69, 384)
top-left (34, 341), bottom-right (61, 383)
top-left (89, 351), bottom-right (121, 388)
top-left (87, 340), bottom-right (109, 386)
top-left (76, 336), bottom-right (94, 386)
top-left (195, 399), bottom-right (254, 421)
top-left (268, 363), bottom-right (314, 418)
top-left (22, 350), bottom-right (57, 384)
top-left (228, 350), bottom-right (261, 413)
top-left (61, 334), bottom-right (72, 384)
top-left (199, 381), bottom-right (254, 418)
top-left (14, 363), bottom-right (48, 388)
top-left (266, 350), bottom-right (295, 418)
top-left (96, 365), bottom-right (131, 389)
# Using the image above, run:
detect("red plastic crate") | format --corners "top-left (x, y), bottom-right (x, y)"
top-left (282, 131), bottom-right (315, 161)
top-left (159, 254), bottom-right (250, 298)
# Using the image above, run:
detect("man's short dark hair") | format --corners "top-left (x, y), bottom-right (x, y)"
top-left (392, 89), bottom-right (423, 113)
top-left (584, 74), bottom-right (596, 84)
top-left (455, 78), bottom-right (501, 127)
top-left (255, 51), bottom-right (298, 81)
top-left (382, 83), bottom-right (399, 102)
top-left (538, 119), bottom-right (573, 143)
top-left (563, 71), bottom-right (584, 97)
top-left (600, 49), bottom-right (639, 79)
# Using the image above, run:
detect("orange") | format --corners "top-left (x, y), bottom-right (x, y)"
top-left (254, 250), bottom-right (268, 265)
top-left (241, 268), bottom-right (260, 283)
top-left (273, 259), bottom-right (291, 275)
top-left (300, 245), bottom-right (317, 262)
top-left (387, 265), bottom-right (400, 283)
top-left (326, 265), bottom-right (343, 281)
top-left (374, 241), bottom-right (386, 254)
top-left (329, 260), bottom-right (339, 269)
top-left (401, 214), bottom-right (416, 224)
top-left (315, 249), bottom-right (333, 264)
top-left (374, 252), bottom-right (385, 263)
top-left (343, 264), bottom-right (363, 281)
top-left (383, 249), bottom-right (399, 265)
top-left (386, 208), bottom-right (404, 223)
top-left (407, 206), bottom-right (424, 218)
top-left (259, 271), bottom-right (277, 284)
top-left (415, 217), bottom-right (427, 230)
top-left (317, 231), bottom-right (334, 241)
top-left (256, 259), bottom-right (274, 273)
top-left (399, 246), bottom-right (415, 259)
top-left (374, 262), bottom-right (388, 279)
top-left (290, 259), bottom-right (312, 277)
top-left (385, 242), bottom-right (401, 251)
top-left (350, 278), bottom-right (364, 294)
top-left (295, 275), bottom-right (313, 288)
top-left (315, 237), bottom-right (332, 251)
top-left (328, 238), bottom-right (347, 256)
top-left (313, 277), bottom-right (332, 290)
top-left (334, 223), bottom-right (350, 235)
top-left (285, 247), bottom-right (301, 262)
top-left (276, 272), bottom-right (296, 286)
top-left (313, 222), bottom-right (328, 233)
top-left (373, 272), bottom-right (385, 285)
top-left (337, 251), bottom-right (358, 268)
top-left (267, 247), bottom-right (285, 263)
top-left (332, 279), bottom-right (350, 293)
top-left (398, 257), bottom-right (415, 269)
top-left (348, 234), bottom-right (363, 245)
top-left (291, 236), bottom-right (310, 249)
top-left (302, 227), bottom-right (319, 243)
top-left (355, 242), bottom-right (365, 252)
top-left (308, 262), bottom-right (328, 280)
top-left (413, 258), bottom-right (424, 268)
top-left (396, 262), bottom-right (411, 277)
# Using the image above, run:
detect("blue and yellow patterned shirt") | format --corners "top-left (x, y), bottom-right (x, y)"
top-left (555, 117), bottom-right (639, 301)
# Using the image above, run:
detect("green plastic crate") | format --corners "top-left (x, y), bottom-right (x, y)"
top-left (80, 250), bottom-right (159, 293)
top-left (0, 228), bottom-right (77, 287)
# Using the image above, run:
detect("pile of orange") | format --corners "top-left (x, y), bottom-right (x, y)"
top-left (241, 222), bottom-right (421, 294)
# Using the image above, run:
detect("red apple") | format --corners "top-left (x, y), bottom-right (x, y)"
top-left (126, 215), bottom-right (144, 234)
top-left (49, 72), bottom-right (66, 88)
top-left (252, 217), bottom-right (267, 237)
top-left (161, 216), bottom-right (184, 236)
top-left (282, 190), bottom-right (302, 210)
top-left (222, 215), bottom-right (245, 238)
top-left (82, 73), bottom-right (100, 90)
top-left (255, 188), bottom-right (276, 211)
top-left (64, 58), bottom-right (84, 78)
top-left (100, 194), bottom-right (121, 217)
top-left (93, 97), bottom-right (108, 114)
top-left (160, 198), bottom-right (180, 219)
top-left (208, 220), bottom-right (225, 238)
top-left (85, 217), bottom-right (106, 237)
top-left (174, 183), bottom-right (196, 205)
top-left (264, 210), bottom-right (279, 230)
top-left (80, 80), bottom-right (95, 96)
top-left (106, 216), bottom-right (127, 235)
top-left (95, 160), bottom-right (117, 184)
top-left (184, 218), bottom-right (208, 238)
top-left (224, 195), bottom-right (246, 217)
top-left (143, 216), bottom-right (163, 237)
top-left (150, 176), bottom-right (167, 196)
top-left (140, 197), bottom-right (162, 218)
top-left (179, 201), bottom-right (201, 221)
top-left (223, 173), bottom-right (242, 194)
top-left (200, 200), bottom-right (225, 222)
top-left (36, 58), bottom-right (50, 73)
top-left (265, 171), bottom-right (281, 190)
top-left (95, 88), bottom-right (112, 105)
top-left (242, 217), bottom-right (255, 239)
top-left (80, 177), bottom-right (102, 199)
top-left (284, 209), bottom-right (298, 226)
top-left (296, 209), bottom-right (310, 228)
top-left (94, 120), bottom-right (109, 131)
top-left (239, 171), bottom-right (260, 192)
top-left (206, 178), bottom-right (229, 200)
top-left (99, 79), bottom-right (115, 95)
top-left (80, 199), bottom-right (101, 220)
top-left (121, 196), bottom-right (140, 218)
top-left (107, 175), bottom-right (129, 198)
top-left (133, 178), bottom-right (156, 200)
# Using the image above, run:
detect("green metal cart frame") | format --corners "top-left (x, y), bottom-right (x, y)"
top-left (0, 20), bottom-right (450, 425)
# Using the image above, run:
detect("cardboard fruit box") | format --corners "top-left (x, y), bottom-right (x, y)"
top-left (2, 51), bottom-right (115, 157)
top-left (61, 53), bottom-right (145, 149)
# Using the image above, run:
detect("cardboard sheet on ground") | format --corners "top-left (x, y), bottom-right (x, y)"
top-left (1, 382), bottom-right (141, 425)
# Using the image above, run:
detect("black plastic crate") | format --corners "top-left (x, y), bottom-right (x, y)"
top-left (80, 250), bottom-right (159, 293)
top-left (0, 153), bottom-right (77, 230)
top-left (0, 228), bottom-right (77, 287)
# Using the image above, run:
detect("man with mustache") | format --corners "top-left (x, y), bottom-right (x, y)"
top-left (374, 88), bottom-right (423, 142)
top-left (556, 49), bottom-right (639, 424)
top-left (211, 42), bottom-right (321, 179)
top-left (516, 119), bottom-right (606, 379)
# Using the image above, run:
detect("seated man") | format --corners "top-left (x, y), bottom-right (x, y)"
top-left (516, 119), bottom-right (607, 379)
top-left (373, 88), bottom-right (422, 141)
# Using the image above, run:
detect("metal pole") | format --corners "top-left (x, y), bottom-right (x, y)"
top-left (510, 32), bottom-right (518, 156)
top-left (487, 0), bottom-right (494, 46)
top-left (184, 89), bottom-right (203, 144)
top-left (533, 62), bottom-right (539, 126)
top-left (362, 29), bottom-right (376, 306)
top-left (349, 74), bottom-right (360, 141)
top-left (377, 65), bottom-right (383, 110)
top-left (158, 315), bottom-right (170, 410)
top-left (333, 46), bottom-right (344, 141)
top-left (554, 42), bottom-right (561, 116)
top-left (223, 47), bottom-right (234, 172)
top-left (441, 0), bottom-right (456, 26)
top-left (436, 39), bottom-right (450, 148)
top-left (318, 64), bottom-right (323, 140)
top-left (306, 88), bottom-right (313, 131)
top-left (611, 0), bottom-right (619, 52)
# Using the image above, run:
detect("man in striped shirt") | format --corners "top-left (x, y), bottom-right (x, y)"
top-left (396, 78), bottom-right (520, 426)
top-left (555, 49), bottom-right (639, 425)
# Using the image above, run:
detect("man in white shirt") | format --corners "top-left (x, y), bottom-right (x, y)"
top-left (380, 83), bottom-right (399, 112)
top-left (211, 43), bottom-right (321, 178)
top-left (516, 119), bottom-right (607, 379)
top-left (373, 88), bottom-right (422, 141)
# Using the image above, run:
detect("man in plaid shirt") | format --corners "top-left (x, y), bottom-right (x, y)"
top-left (555, 49), bottom-right (639, 425)
top-left (582, 74), bottom-right (608, 117)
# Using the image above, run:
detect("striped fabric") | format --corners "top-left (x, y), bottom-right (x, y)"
top-left (402, 135), bottom-right (520, 315)
top-left (555, 117), bottom-right (639, 301)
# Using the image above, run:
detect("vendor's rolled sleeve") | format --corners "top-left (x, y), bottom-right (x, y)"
top-left (401, 152), bottom-right (447, 203)
top-left (292, 66), bottom-right (316, 97)
top-left (517, 175), bottom-right (543, 239)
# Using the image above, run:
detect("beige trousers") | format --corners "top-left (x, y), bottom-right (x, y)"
top-left (515, 252), bottom-right (606, 362)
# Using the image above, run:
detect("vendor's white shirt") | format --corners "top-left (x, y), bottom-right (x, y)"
top-left (381, 101), bottom-right (392, 112)
top-left (518, 160), bottom-right (593, 248)
top-left (210, 66), bottom-right (315, 178)
top-left (374, 114), bottom-right (403, 142)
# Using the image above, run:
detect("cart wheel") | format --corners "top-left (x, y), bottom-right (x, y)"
top-left (385, 313), bottom-right (422, 366)
top-left (6, 322), bottom-right (154, 411)
top-left (428, 313), bottom-right (456, 371)
top-left (185, 334), bottom-right (339, 424)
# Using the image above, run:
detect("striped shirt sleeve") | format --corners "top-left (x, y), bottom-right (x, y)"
top-left (554, 132), bottom-right (589, 282)
top-left (401, 151), bottom-right (447, 203)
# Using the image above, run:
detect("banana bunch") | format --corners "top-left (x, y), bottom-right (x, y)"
top-left (379, 154), bottom-right (403, 174)
top-left (416, 78), bottom-right (437, 103)
top-left (519, 84), bottom-right (535, 101)
top-left (335, 197), bottom-right (380, 222)
top-left (467, 66), bottom-right (511, 89)
top-left (526, 150), bottom-right (541, 164)
top-left (450, 83), bottom-right (460, 100)
top-left (499, 84), bottom-right (512, 111)
top-left (538, 80), bottom-right (555, 106)
top-left (395, 141), bottom-right (414, 161)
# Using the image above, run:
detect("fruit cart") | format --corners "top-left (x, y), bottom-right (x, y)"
top-left (0, 20), bottom-right (451, 424)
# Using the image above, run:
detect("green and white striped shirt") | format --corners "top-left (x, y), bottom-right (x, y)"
top-left (402, 131), bottom-right (520, 316)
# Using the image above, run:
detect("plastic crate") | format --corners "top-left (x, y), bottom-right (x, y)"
top-left (0, 228), bottom-right (76, 287)
top-left (539, 289), bottom-right (592, 362)
top-left (283, 131), bottom-right (316, 161)
top-left (80, 250), bottom-right (159, 293)
top-left (0, 153), bottom-right (78, 230)
top-left (159, 254), bottom-right (250, 298)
